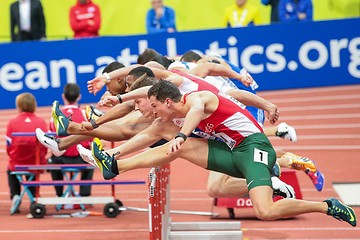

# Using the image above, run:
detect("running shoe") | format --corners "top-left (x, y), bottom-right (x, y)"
top-left (286, 152), bottom-right (317, 172)
top-left (52, 100), bottom-right (70, 136)
top-left (306, 169), bottom-right (325, 192)
top-left (324, 198), bottom-right (357, 227)
top-left (271, 162), bottom-right (281, 178)
top-left (285, 152), bottom-right (325, 191)
top-left (91, 138), bottom-right (117, 180)
top-left (271, 176), bottom-right (295, 199)
top-left (276, 122), bottom-right (297, 142)
top-left (85, 105), bottom-right (104, 122)
top-left (77, 144), bottom-right (98, 167)
top-left (35, 128), bottom-right (65, 157)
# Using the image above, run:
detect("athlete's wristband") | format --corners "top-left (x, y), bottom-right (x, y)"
top-left (175, 132), bottom-right (187, 141)
top-left (103, 72), bottom-right (111, 84)
top-left (90, 119), bottom-right (99, 129)
top-left (116, 94), bottom-right (123, 104)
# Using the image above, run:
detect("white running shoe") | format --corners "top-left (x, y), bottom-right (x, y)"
top-left (276, 122), bottom-right (297, 142)
top-left (271, 176), bottom-right (296, 199)
top-left (77, 144), bottom-right (98, 167)
top-left (35, 128), bottom-right (65, 157)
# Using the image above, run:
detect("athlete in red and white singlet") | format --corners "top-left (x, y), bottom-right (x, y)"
top-left (182, 91), bottom-right (263, 150)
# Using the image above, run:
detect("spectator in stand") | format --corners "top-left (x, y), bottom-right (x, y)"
top-left (69, 0), bottom-right (101, 39)
top-left (223, 0), bottom-right (261, 27)
top-left (146, 0), bottom-right (176, 34)
top-left (48, 83), bottom-right (94, 198)
top-left (6, 93), bottom-right (48, 214)
top-left (261, 0), bottom-right (280, 23)
top-left (10, 0), bottom-right (46, 42)
top-left (278, 0), bottom-right (313, 22)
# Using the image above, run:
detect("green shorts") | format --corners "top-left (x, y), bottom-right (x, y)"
top-left (207, 133), bottom-right (276, 190)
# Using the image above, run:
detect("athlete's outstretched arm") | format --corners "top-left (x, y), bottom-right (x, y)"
top-left (226, 89), bottom-right (279, 124)
top-left (190, 62), bottom-right (252, 87)
top-left (116, 137), bottom-right (209, 174)
top-left (109, 119), bottom-right (180, 158)
top-left (87, 65), bottom-right (139, 95)
top-left (81, 101), bottom-right (135, 131)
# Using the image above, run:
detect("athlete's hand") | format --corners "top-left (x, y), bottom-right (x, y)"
top-left (167, 137), bottom-right (185, 155)
top-left (99, 96), bottom-right (119, 107)
top-left (87, 76), bottom-right (106, 95)
top-left (266, 104), bottom-right (280, 125)
top-left (239, 73), bottom-right (253, 87)
top-left (80, 121), bottom-right (94, 131)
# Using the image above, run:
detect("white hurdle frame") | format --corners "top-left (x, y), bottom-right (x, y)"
top-left (148, 165), bottom-right (243, 240)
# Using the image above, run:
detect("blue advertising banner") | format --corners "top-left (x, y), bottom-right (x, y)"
top-left (0, 18), bottom-right (359, 109)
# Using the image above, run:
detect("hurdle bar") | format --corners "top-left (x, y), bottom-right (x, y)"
top-left (148, 165), bottom-right (243, 240)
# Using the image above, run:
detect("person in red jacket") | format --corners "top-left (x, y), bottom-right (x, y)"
top-left (49, 83), bottom-right (94, 198)
top-left (6, 92), bottom-right (48, 214)
top-left (69, 0), bottom-right (101, 39)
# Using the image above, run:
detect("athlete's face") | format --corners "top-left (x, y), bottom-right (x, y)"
top-left (106, 77), bottom-right (126, 96)
top-left (134, 98), bottom-right (154, 119)
top-left (149, 96), bottom-right (172, 121)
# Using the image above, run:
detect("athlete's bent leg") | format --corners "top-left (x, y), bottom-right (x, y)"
top-left (207, 172), bottom-right (248, 198)
top-left (117, 138), bottom-right (209, 173)
top-left (249, 186), bottom-right (327, 221)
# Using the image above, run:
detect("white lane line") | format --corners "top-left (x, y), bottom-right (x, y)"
top-left (269, 134), bottom-right (360, 139)
top-left (259, 85), bottom-right (360, 96)
top-left (274, 145), bottom-right (360, 150)
top-left (279, 104), bottom-right (360, 111)
top-left (298, 134), bottom-right (360, 139)
top-left (0, 229), bottom-right (149, 233)
top-left (290, 124), bottom-right (360, 129)
top-left (280, 114), bottom-right (360, 120)
top-left (243, 227), bottom-right (360, 231)
top-left (266, 94), bottom-right (360, 103)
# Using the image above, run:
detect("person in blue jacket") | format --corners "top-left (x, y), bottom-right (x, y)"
top-left (146, 0), bottom-right (176, 34)
top-left (261, 0), bottom-right (280, 23)
top-left (278, 0), bottom-right (313, 22)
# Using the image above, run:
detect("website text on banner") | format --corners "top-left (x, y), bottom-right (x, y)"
top-left (0, 18), bottom-right (359, 109)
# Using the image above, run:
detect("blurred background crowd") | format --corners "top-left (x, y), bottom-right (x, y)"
top-left (0, 0), bottom-right (359, 43)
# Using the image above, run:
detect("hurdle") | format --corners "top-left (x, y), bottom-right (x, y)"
top-left (148, 165), bottom-right (243, 240)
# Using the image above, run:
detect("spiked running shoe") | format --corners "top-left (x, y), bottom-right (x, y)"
top-left (85, 105), bottom-right (104, 122)
top-left (92, 138), bottom-right (117, 180)
top-left (285, 152), bottom-right (325, 191)
top-left (324, 198), bottom-right (357, 227)
top-left (276, 122), bottom-right (297, 142)
top-left (35, 128), bottom-right (65, 157)
top-left (271, 176), bottom-right (295, 199)
top-left (77, 144), bottom-right (98, 167)
top-left (285, 152), bottom-right (317, 172)
top-left (306, 169), bottom-right (325, 191)
top-left (52, 101), bottom-right (70, 136)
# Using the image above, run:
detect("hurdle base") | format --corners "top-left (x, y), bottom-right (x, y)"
top-left (169, 230), bottom-right (242, 240)
top-left (169, 221), bottom-right (242, 240)
top-left (170, 221), bottom-right (241, 231)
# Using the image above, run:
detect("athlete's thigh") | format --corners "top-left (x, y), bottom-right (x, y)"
top-left (176, 138), bottom-right (209, 169)
top-left (233, 133), bottom-right (276, 190)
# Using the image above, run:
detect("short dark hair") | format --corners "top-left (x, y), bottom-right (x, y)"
top-left (63, 83), bottom-right (80, 103)
top-left (129, 74), bottom-right (158, 92)
top-left (147, 80), bottom-right (182, 103)
top-left (180, 50), bottom-right (202, 62)
top-left (102, 61), bottom-right (125, 74)
top-left (128, 66), bottom-right (155, 78)
top-left (137, 48), bottom-right (174, 69)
